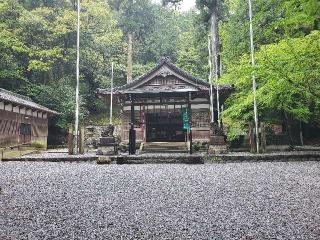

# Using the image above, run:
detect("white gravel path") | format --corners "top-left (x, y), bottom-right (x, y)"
top-left (20, 152), bottom-right (97, 159)
top-left (0, 162), bottom-right (320, 239)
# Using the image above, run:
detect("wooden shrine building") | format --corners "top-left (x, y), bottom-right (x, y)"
top-left (0, 88), bottom-right (57, 148)
top-left (98, 57), bottom-right (234, 154)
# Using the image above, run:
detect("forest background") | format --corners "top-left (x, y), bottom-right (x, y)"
top-left (0, 0), bottom-right (319, 144)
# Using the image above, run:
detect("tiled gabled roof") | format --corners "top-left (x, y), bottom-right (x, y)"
top-left (98, 57), bottom-right (234, 95)
top-left (0, 88), bottom-right (58, 114)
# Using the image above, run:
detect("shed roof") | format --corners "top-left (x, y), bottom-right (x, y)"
top-left (0, 88), bottom-right (58, 114)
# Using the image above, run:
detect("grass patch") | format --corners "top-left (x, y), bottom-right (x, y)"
top-left (30, 141), bottom-right (47, 149)
top-left (1, 149), bottom-right (38, 160)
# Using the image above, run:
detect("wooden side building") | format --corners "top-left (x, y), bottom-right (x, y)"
top-left (0, 88), bottom-right (57, 147)
top-left (99, 57), bottom-right (234, 146)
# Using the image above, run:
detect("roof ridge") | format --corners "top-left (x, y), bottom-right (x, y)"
top-left (118, 57), bottom-right (210, 90)
top-left (99, 57), bottom-right (234, 94)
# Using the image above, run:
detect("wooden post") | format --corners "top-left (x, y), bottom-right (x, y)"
top-left (261, 122), bottom-right (266, 153)
top-left (299, 121), bottom-right (304, 146)
top-left (129, 94), bottom-right (136, 155)
top-left (188, 92), bottom-right (193, 155)
top-left (249, 122), bottom-right (256, 153)
top-left (68, 126), bottom-right (74, 155)
top-left (79, 126), bottom-right (85, 154)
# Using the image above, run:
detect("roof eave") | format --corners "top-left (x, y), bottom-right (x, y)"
top-left (0, 97), bottom-right (59, 115)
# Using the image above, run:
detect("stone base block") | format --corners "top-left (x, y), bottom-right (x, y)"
top-left (97, 156), bottom-right (112, 164)
top-left (208, 145), bottom-right (229, 154)
top-left (210, 135), bottom-right (226, 145)
top-left (100, 137), bottom-right (115, 146)
top-left (96, 147), bottom-right (116, 156)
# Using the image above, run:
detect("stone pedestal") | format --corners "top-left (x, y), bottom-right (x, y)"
top-left (208, 143), bottom-right (228, 154)
top-left (208, 123), bottom-right (228, 154)
top-left (96, 124), bottom-right (118, 156)
top-left (210, 135), bottom-right (226, 145)
top-left (97, 146), bottom-right (117, 156)
top-left (100, 137), bottom-right (115, 145)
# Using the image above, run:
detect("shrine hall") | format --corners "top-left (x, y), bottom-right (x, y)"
top-left (98, 57), bottom-right (234, 154)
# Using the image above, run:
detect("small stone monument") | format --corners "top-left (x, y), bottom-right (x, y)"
top-left (208, 122), bottom-right (228, 154)
top-left (96, 124), bottom-right (118, 156)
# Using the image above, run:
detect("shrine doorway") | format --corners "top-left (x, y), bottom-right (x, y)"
top-left (146, 111), bottom-right (185, 142)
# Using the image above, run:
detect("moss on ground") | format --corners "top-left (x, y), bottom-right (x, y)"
top-left (0, 148), bottom-right (39, 160)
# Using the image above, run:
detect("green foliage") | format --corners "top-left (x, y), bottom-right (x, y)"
top-left (195, 0), bottom-right (228, 25)
top-left (0, 0), bottom-right (124, 129)
top-left (0, 0), bottom-right (199, 130)
top-left (30, 141), bottom-right (46, 149)
top-left (176, 11), bottom-right (209, 80)
top-left (117, 0), bottom-right (156, 39)
top-left (280, 0), bottom-right (320, 36)
top-left (221, 0), bottom-right (320, 68)
top-left (221, 31), bottom-right (320, 138)
top-left (221, 0), bottom-right (287, 69)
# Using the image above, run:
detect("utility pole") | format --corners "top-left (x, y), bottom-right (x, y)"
top-left (109, 62), bottom-right (114, 125)
top-left (248, 0), bottom-right (260, 153)
top-left (74, 0), bottom-right (80, 154)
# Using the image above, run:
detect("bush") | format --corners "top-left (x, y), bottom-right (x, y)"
top-left (31, 141), bottom-right (46, 149)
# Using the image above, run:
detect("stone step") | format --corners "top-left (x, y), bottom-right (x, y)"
top-left (113, 154), bottom-right (204, 164)
top-left (142, 142), bottom-right (188, 153)
top-left (143, 149), bottom-right (188, 153)
top-left (144, 146), bottom-right (187, 150)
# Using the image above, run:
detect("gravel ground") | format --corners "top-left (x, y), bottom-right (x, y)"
top-left (19, 152), bottom-right (97, 159)
top-left (0, 162), bottom-right (320, 239)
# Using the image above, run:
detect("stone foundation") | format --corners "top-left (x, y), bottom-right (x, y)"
top-left (208, 134), bottom-right (228, 154)
top-left (85, 125), bottom-right (121, 149)
top-left (208, 144), bottom-right (228, 154)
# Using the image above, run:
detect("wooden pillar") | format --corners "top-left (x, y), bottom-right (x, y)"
top-left (129, 94), bottom-right (136, 155)
top-left (248, 122), bottom-right (256, 153)
top-left (68, 126), bottom-right (74, 155)
top-left (188, 92), bottom-right (193, 155)
top-left (142, 105), bottom-right (146, 142)
top-left (79, 126), bottom-right (85, 154)
top-left (261, 122), bottom-right (266, 153)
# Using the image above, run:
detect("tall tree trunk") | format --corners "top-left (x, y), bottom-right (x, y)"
top-left (127, 32), bottom-right (133, 83)
top-left (284, 111), bottom-right (294, 146)
top-left (299, 121), bottom-right (304, 146)
top-left (210, 5), bottom-right (221, 125)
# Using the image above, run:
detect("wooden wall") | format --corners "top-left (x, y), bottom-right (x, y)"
top-left (120, 105), bottom-right (211, 142)
top-left (0, 109), bottom-right (48, 147)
